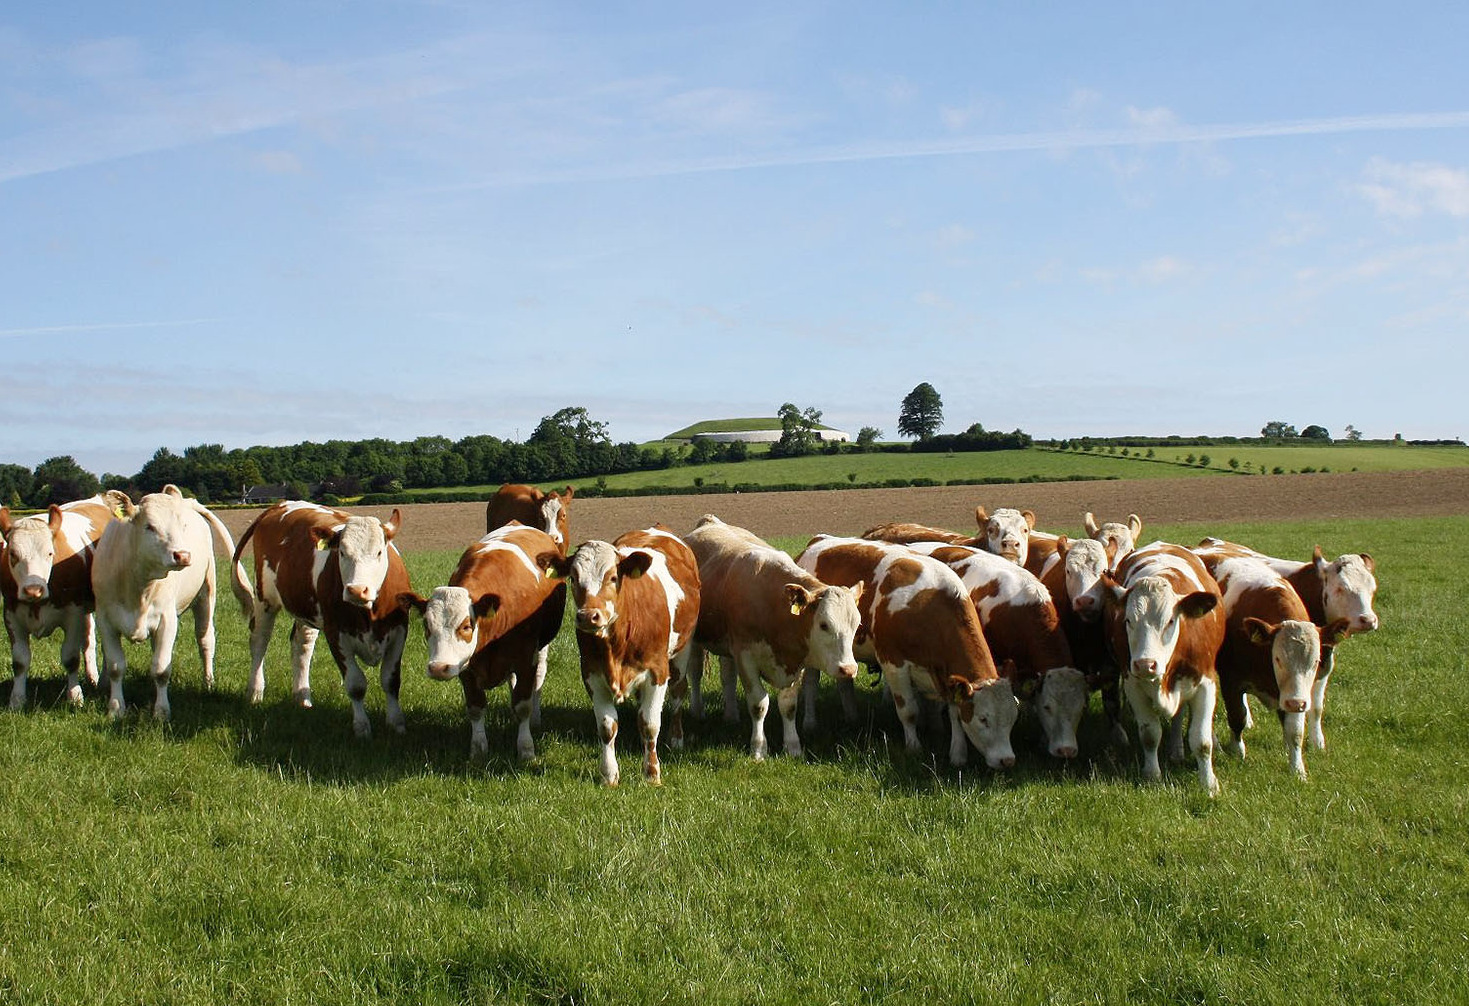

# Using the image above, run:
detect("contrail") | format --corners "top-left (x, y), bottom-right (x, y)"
top-left (0, 318), bottom-right (220, 338)
top-left (445, 110), bottom-right (1469, 189)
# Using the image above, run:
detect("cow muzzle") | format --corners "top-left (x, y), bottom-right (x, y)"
top-left (171, 549), bottom-right (192, 568)
top-left (1353, 614), bottom-right (1379, 633)
top-left (576, 608), bottom-right (610, 635)
top-left (835, 662), bottom-right (860, 680)
top-left (1130, 658), bottom-right (1160, 679)
top-left (21, 582), bottom-right (48, 602)
top-left (1280, 697), bottom-right (1309, 714)
top-left (426, 662), bottom-right (458, 681)
top-left (343, 584), bottom-right (374, 607)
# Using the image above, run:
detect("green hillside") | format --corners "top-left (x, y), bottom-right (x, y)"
top-left (664, 417), bottom-right (844, 440)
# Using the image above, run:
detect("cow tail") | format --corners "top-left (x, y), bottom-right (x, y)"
top-left (227, 509), bottom-right (265, 617)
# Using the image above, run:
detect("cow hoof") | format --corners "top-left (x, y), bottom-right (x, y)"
top-left (246, 687), bottom-right (265, 705)
top-left (66, 686), bottom-right (84, 708)
top-left (387, 712), bottom-right (407, 735)
top-left (8, 693), bottom-right (24, 712)
top-left (602, 775), bottom-right (620, 788)
top-left (668, 735), bottom-right (685, 751)
top-left (723, 709), bottom-right (740, 725)
top-left (294, 689), bottom-right (313, 709)
top-left (152, 705), bottom-right (171, 722)
top-left (469, 742), bottom-right (489, 760)
top-left (107, 701), bottom-right (125, 722)
top-left (352, 720), bottom-right (372, 740)
top-left (517, 746), bottom-right (537, 762)
top-left (645, 772), bottom-right (662, 787)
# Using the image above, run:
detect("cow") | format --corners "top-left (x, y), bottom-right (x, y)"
top-left (974, 506), bottom-right (1059, 574)
top-left (403, 523), bottom-right (566, 761)
top-left (907, 541), bottom-right (1085, 760)
top-left (1036, 536), bottom-right (1126, 746)
top-left (231, 501), bottom-right (412, 738)
top-left (1101, 542), bottom-right (1226, 794)
top-left (1195, 537), bottom-right (1377, 751)
top-left (682, 515), bottom-right (862, 761)
top-left (860, 522), bottom-right (977, 547)
top-left (1195, 549), bottom-right (1347, 779)
top-left (796, 536), bottom-right (1018, 769)
top-left (484, 483), bottom-right (574, 726)
top-left (90, 485), bottom-right (236, 721)
top-left (1083, 512), bottom-right (1143, 568)
top-left (1, 491), bottom-right (128, 708)
top-left (539, 526), bottom-right (700, 786)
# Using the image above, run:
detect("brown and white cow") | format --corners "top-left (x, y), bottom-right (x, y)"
top-left (1195, 549), bottom-right (1346, 779)
top-left (485, 483), bottom-right (574, 724)
top-left (1101, 542), bottom-right (1226, 794)
top-left (404, 523), bottom-right (566, 761)
top-left (796, 536), bottom-right (1018, 769)
top-left (974, 506), bottom-right (1060, 574)
top-left (231, 501), bottom-right (412, 738)
top-left (540, 526), bottom-right (700, 786)
top-left (1195, 537), bottom-right (1376, 751)
top-left (683, 515), bottom-right (862, 761)
top-left (91, 485), bottom-right (236, 721)
top-left (1, 492), bottom-right (128, 708)
top-left (908, 541), bottom-right (1085, 760)
top-left (1083, 512), bottom-right (1143, 568)
top-left (1037, 536), bottom-right (1126, 747)
top-left (860, 522), bottom-right (977, 547)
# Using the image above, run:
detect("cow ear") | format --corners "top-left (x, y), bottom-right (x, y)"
top-left (848, 580), bottom-right (864, 603)
top-left (618, 550), bottom-right (653, 580)
top-left (1055, 534), bottom-right (1070, 556)
top-left (853, 626), bottom-right (869, 646)
top-left (562, 485), bottom-right (575, 501)
top-left (311, 525), bottom-right (340, 550)
top-left (1177, 591), bottom-right (1219, 620)
top-left (472, 593), bottom-right (500, 620)
top-left (1357, 552), bottom-right (1374, 573)
top-left (47, 505), bottom-right (64, 532)
top-left (1312, 545), bottom-right (1328, 572)
top-left (1021, 510), bottom-right (1037, 530)
top-left (1017, 673), bottom-right (1040, 699)
top-left (1322, 618), bottom-right (1353, 646)
top-left (107, 491), bottom-right (136, 519)
top-left (1242, 617), bottom-right (1277, 647)
top-left (0, 508), bottom-right (10, 536)
top-left (785, 583), bottom-right (815, 615)
top-left (162, 484), bottom-right (184, 498)
top-left (1083, 511), bottom-right (1100, 536)
top-left (396, 592), bottom-right (427, 615)
top-left (974, 506), bottom-right (988, 526)
top-left (998, 658), bottom-right (1018, 681)
top-left (947, 675), bottom-right (976, 699)
top-left (381, 509), bottom-right (402, 541)
top-left (1128, 513), bottom-right (1143, 537)
top-left (1099, 569), bottom-right (1126, 601)
top-left (537, 551), bottom-right (570, 580)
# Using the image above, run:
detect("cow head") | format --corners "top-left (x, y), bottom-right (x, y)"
top-left (948, 674), bottom-right (1019, 769)
top-left (1313, 546), bottom-right (1379, 635)
top-left (975, 506), bottom-right (1035, 566)
top-left (1106, 574), bottom-right (1219, 686)
top-left (1243, 617), bottom-right (1321, 714)
top-left (533, 486), bottom-right (574, 547)
top-left (1035, 666), bottom-right (1088, 759)
top-left (1084, 512), bottom-right (1143, 568)
top-left (1061, 537), bottom-right (1110, 622)
top-left (127, 486), bottom-right (203, 577)
top-left (789, 581), bottom-right (864, 679)
top-left (543, 539), bottom-right (651, 637)
top-left (311, 509), bottom-right (401, 608)
top-left (413, 586), bottom-right (499, 680)
top-left (1, 506), bottom-right (62, 602)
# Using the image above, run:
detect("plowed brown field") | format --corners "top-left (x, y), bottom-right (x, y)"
top-left (213, 468), bottom-right (1469, 552)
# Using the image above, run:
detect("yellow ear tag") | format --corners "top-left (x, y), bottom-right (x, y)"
top-left (790, 602), bottom-right (803, 616)
top-left (114, 507), bottom-right (126, 519)
top-left (316, 538), bottom-right (328, 551)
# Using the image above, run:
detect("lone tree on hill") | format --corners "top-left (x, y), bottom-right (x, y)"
top-left (899, 383), bottom-right (944, 439)
top-left (1261, 420), bottom-right (1298, 439)
top-left (772, 402), bottom-right (823, 457)
top-left (1301, 424), bottom-right (1331, 440)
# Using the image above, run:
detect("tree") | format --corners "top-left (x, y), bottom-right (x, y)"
top-left (1261, 420), bottom-right (1298, 439)
top-left (0, 464), bottom-right (33, 509)
top-left (772, 402), bottom-right (822, 458)
top-left (1344, 424), bottom-right (1363, 441)
top-left (29, 456), bottom-right (100, 507)
top-left (898, 383), bottom-right (943, 440)
top-left (1301, 425), bottom-right (1331, 440)
top-left (856, 426), bottom-right (882, 449)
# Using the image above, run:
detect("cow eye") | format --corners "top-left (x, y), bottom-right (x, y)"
top-left (819, 621), bottom-right (830, 631)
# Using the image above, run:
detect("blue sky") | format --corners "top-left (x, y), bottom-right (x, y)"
top-left (3, 2), bottom-right (1467, 476)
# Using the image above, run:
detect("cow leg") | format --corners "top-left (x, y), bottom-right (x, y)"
top-left (1282, 710), bottom-right (1308, 781)
top-left (1188, 680), bottom-right (1220, 797)
top-left (6, 614), bottom-right (29, 711)
top-left (1100, 673), bottom-right (1129, 748)
top-left (96, 613), bottom-right (128, 720)
top-left (150, 609), bottom-right (181, 721)
top-left (775, 673), bottom-right (804, 759)
top-left (510, 661), bottom-right (537, 761)
top-left (191, 567), bottom-right (217, 690)
top-left (1308, 657), bottom-right (1332, 751)
top-left (341, 654), bottom-right (372, 739)
top-left (947, 703), bottom-right (969, 768)
top-left (721, 655), bottom-right (741, 724)
top-left (1167, 708), bottom-right (1187, 763)
top-left (1222, 684), bottom-right (1249, 759)
top-left (1124, 680), bottom-right (1164, 783)
top-left (1240, 694), bottom-right (1256, 731)
top-left (884, 666), bottom-right (923, 753)
top-left (801, 667), bottom-right (821, 735)
top-left (585, 675), bottom-right (620, 786)
top-left (380, 628), bottom-right (407, 735)
top-left (529, 643), bottom-right (549, 728)
top-left (245, 604), bottom-right (278, 704)
top-left (58, 609), bottom-right (87, 707)
top-left (639, 677), bottom-right (669, 784)
top-left (737, 654), bottom-right (771, 761)
top-left (289, 622), bottom-right (318, 708)
top-left (665, 650), bottom-right (691, 751)
top-left (81, 612), bottom-right (99, 688)
top-left (461, 677), bottom-right (489, 759)
top-left (838, 676), bottom-right (859, 724)
top-left (684, 643), bottom-right (705, 719)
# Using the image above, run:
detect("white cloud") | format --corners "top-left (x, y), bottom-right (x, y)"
top-left (1355, 157), bottom-right (1469, 218)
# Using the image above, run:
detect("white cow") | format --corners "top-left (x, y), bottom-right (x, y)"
top-left (91, 485), bottom-right (236, 720)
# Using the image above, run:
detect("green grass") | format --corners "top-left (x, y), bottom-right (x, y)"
top-left (1, 515), bottom-right (1466, 1003)
top-left (1082, 443), bottom-right (1469, 474)
top-left (662, 417), bottom-right (843, 440)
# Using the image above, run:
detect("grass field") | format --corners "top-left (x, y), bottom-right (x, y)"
top-left (401, 443), bottom-right (1468, 499)
top-left (1, 514), bottom-right (1466, 1004)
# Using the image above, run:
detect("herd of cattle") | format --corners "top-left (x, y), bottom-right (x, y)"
top-left (0, 483), bottom-right (1380, 794)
